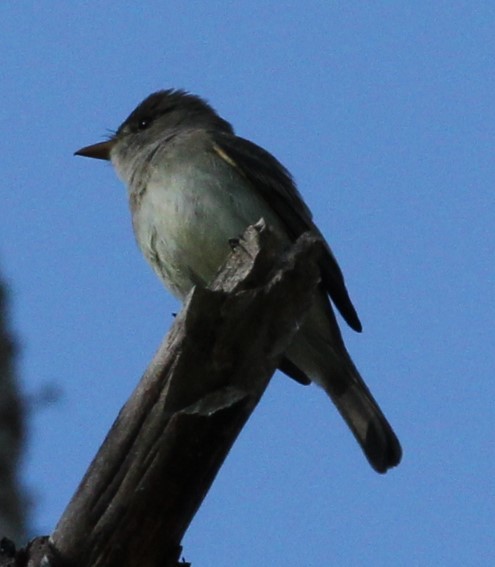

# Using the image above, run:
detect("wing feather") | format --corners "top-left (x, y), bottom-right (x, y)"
top-left (211, 131), bottom-right (362, 332)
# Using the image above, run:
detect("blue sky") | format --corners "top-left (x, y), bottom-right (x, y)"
top-left (1, 2), bottom-right (494, 565)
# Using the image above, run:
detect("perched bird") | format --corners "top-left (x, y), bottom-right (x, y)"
top-left (75, 89), bottom-right (401, 473)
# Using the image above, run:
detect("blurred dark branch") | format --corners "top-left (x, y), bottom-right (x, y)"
top-left (3, 221), bottom-right (322, 567)
top-left (0, 273), bottom-right (27, 545)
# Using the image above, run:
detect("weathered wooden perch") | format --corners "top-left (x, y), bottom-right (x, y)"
top-left (5, 221), bottom-right (323, 567)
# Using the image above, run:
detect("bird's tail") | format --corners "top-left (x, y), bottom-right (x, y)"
top-left (320, 354), bottom-right (402, 473)
top-left (285, 294), bottom-right (402, 473)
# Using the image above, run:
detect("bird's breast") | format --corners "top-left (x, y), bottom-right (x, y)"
top-left (130, 153), bottom-right (285, 299)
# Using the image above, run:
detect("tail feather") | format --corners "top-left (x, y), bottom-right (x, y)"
top-left (284, 290), bottom-right (402, 473)
top-left (321, 359), bottom-right (402, 473)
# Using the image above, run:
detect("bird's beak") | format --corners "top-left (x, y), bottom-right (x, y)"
top-left (74, 139), bottom-right (115, 161)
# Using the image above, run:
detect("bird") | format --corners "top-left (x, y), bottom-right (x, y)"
top-left (75, 89), bottom-right (401, 473)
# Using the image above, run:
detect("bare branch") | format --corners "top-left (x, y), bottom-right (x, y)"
top-left (12, 221), bottom-right (322, 567)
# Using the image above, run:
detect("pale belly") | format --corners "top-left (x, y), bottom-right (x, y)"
top-left (131, 159), bottom-right (288, 299)
top-left (126, 144), bottom-right (339, 391)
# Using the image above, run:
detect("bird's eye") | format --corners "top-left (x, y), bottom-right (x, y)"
top-left (137, 117), bottom-right (152, 131)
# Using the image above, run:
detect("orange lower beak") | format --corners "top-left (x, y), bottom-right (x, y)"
top-left (74, 139), bottom-right (115, 161)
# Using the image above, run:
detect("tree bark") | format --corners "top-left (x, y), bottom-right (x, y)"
top-left (4, 221), bottom-right (322, 567)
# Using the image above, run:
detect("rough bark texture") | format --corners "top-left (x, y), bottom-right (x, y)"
top-left (2, 222), bottom-right (322, 567)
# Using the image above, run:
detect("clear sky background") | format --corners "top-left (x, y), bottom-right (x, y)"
top-left (1, 3), bottom-right (493, 566)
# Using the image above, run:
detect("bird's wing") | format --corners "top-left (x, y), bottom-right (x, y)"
top-left (210, 131), bottom-right (362, 332)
